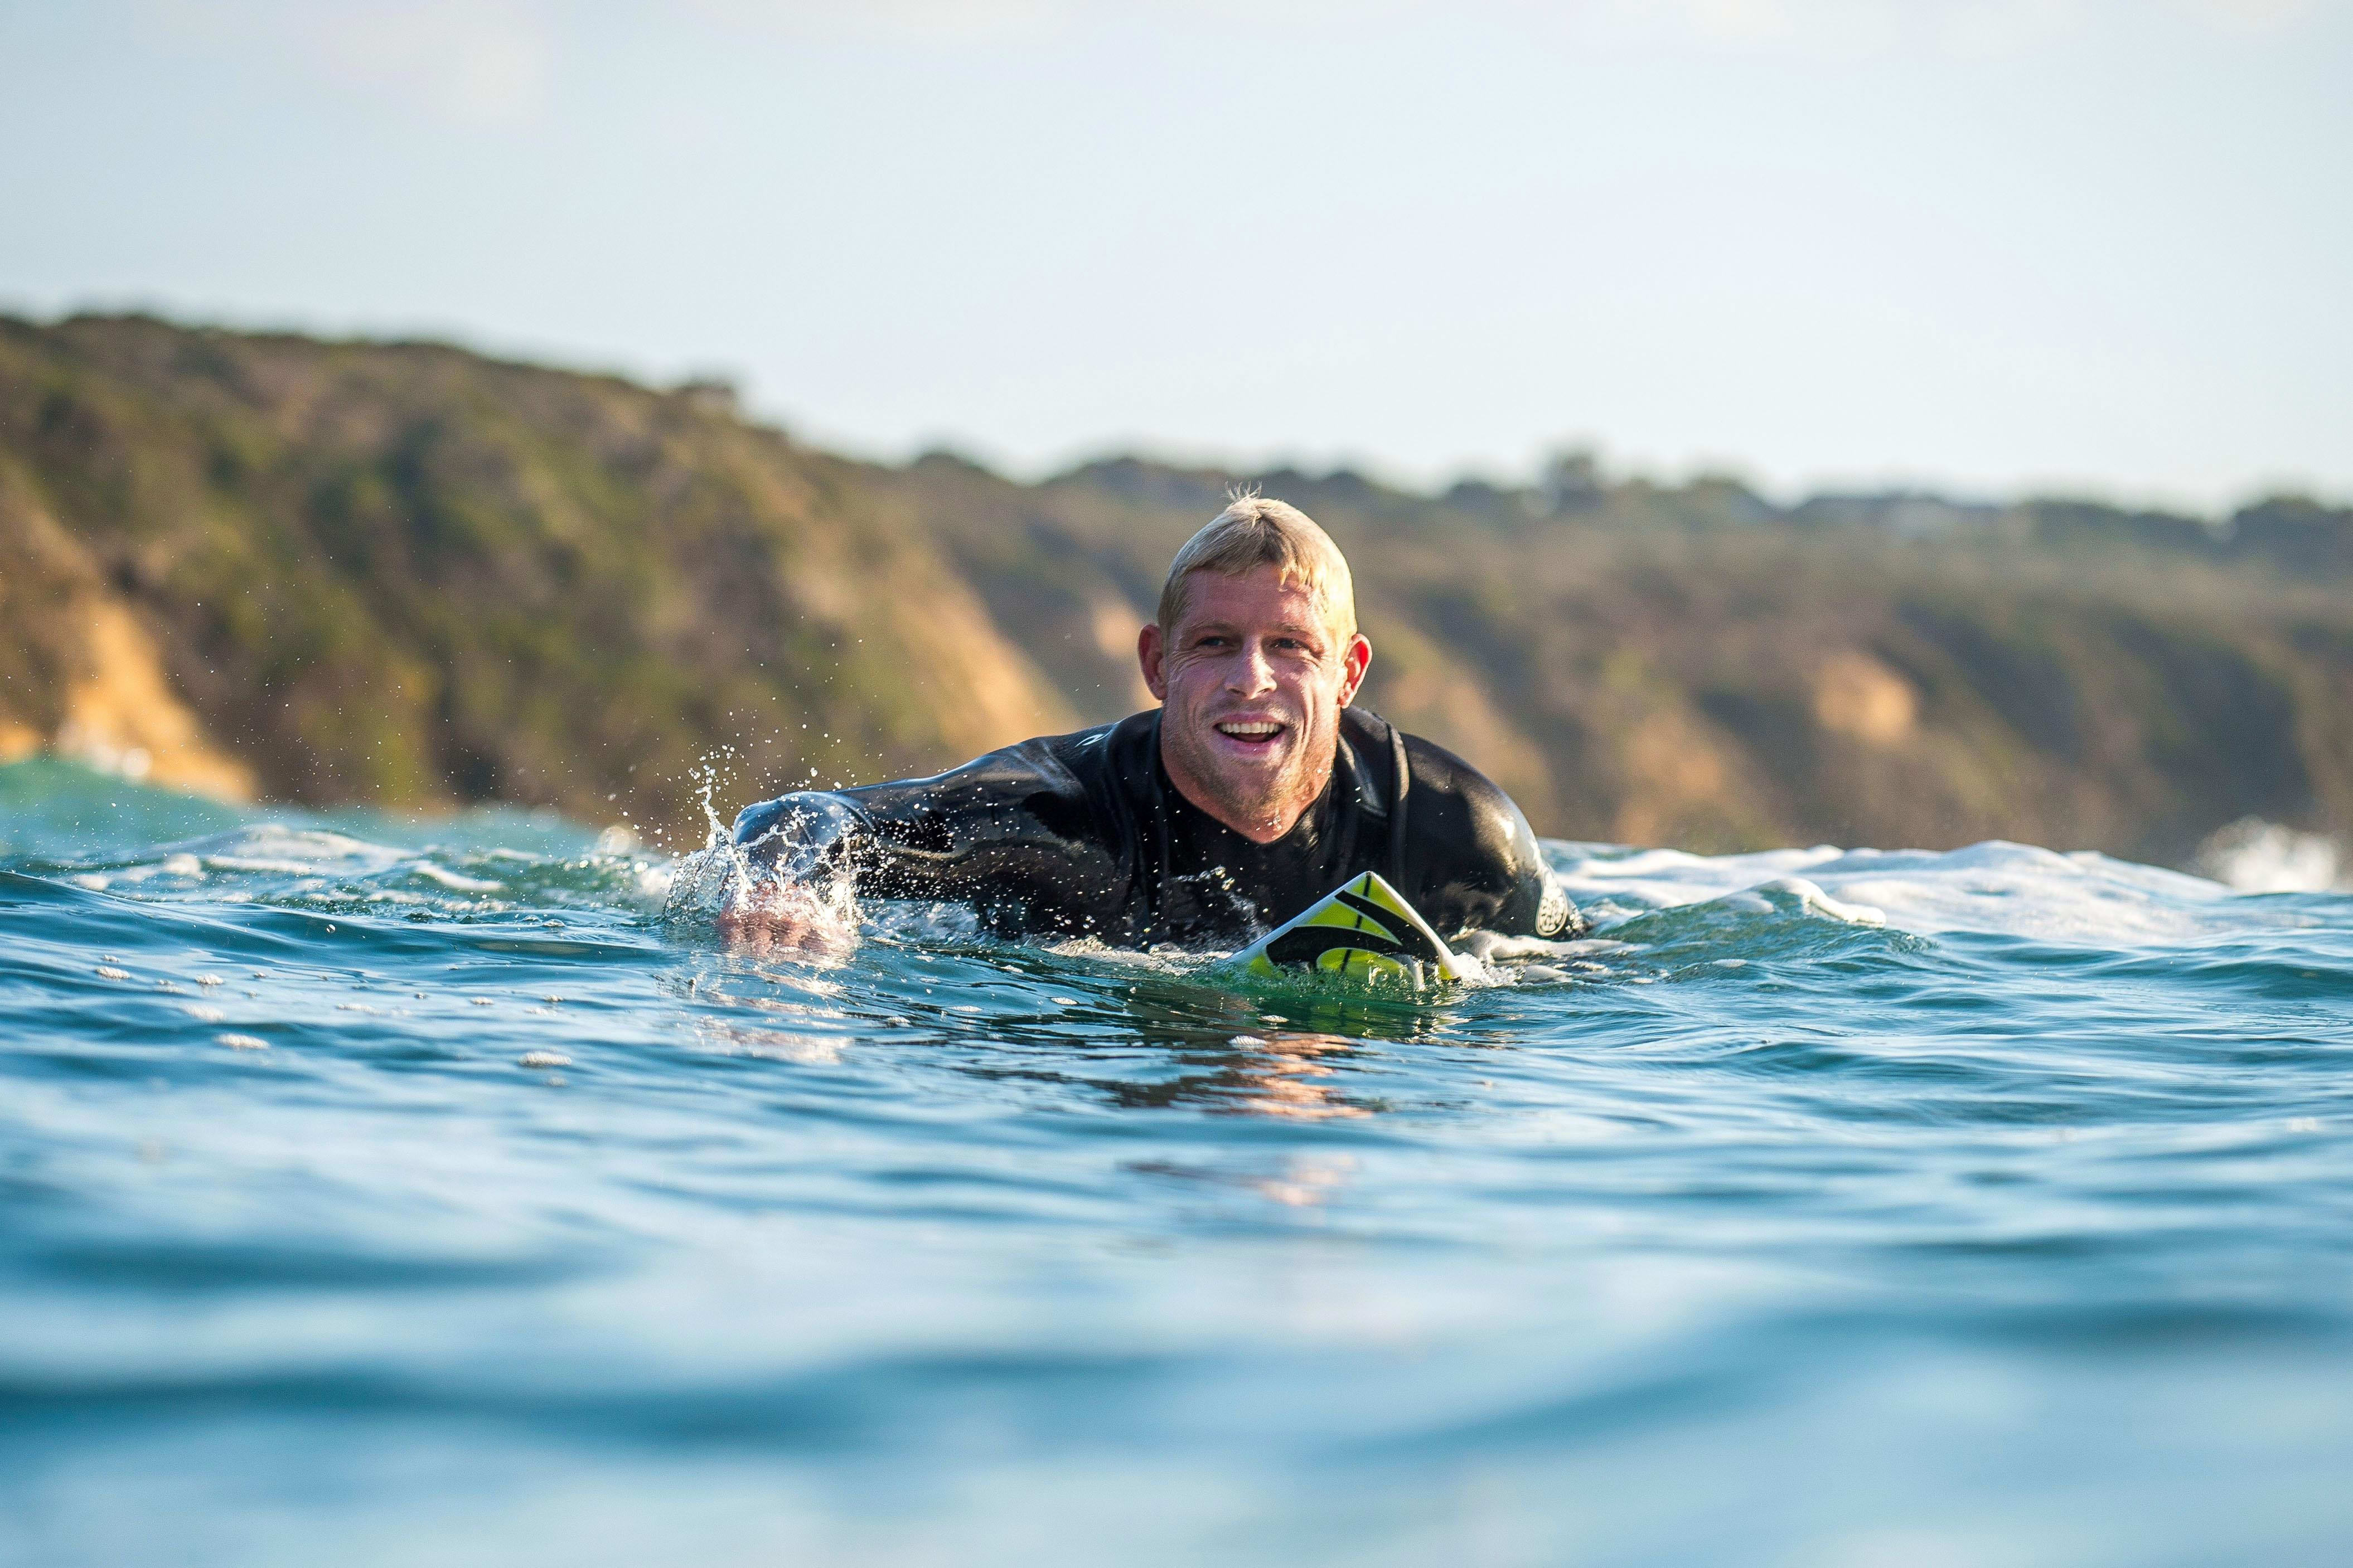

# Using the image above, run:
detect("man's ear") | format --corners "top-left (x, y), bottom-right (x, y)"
top-left (1338, 634), bottom-right (1371, 706)
top-left (1139, 623), bottom-right (1168, 701)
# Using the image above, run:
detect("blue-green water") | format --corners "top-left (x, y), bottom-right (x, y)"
top-left (5, 758), bottom-right (2352, 1566)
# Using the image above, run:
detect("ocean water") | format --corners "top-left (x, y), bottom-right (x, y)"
top-left (4, 757), bottom-right (2351, 1567)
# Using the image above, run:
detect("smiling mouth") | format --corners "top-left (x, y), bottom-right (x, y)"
top-left (1214, 720), bottom-right (1287, 748)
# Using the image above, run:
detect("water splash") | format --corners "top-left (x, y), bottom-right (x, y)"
top-left (661, 775), bottom-right (860, 953)
top-left (2197, 816), bottom-right (2347, 893)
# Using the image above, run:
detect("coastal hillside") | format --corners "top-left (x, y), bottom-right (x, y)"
top-left (4, 312), bottom-right (2350, 866)
top-left (0, 314), bottom-right (1071, 836)
top-left (888, 456), bottom-right (2353, 867)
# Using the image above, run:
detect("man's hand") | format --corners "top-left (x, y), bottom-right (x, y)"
top-left (714, 876), bottom-right (859, 959)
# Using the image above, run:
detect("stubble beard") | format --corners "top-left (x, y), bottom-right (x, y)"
top-left (1166, 708), bottom-right (1338, 842)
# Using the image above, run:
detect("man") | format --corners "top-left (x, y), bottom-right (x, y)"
top-left (722, 496), bottom-right (1582, 950)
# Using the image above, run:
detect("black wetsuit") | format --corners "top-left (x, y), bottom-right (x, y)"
top-left (729, 707), bottom-right (1581, 948)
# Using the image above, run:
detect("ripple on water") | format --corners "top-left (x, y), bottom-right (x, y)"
top-left (3, 761), bottom-right (2352, 1565)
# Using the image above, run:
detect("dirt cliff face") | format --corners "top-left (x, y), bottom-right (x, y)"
top-left (0, 472), bottom-right (254, 798)
top-left (0, 315), bottom-right (1068, 841)
top-left (6, 313), bottom-right (2349, 866)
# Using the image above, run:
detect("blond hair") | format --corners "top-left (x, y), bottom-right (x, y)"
top-left (1156, 494), bottom-right (1357, 640)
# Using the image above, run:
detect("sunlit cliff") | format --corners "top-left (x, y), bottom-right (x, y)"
top-left (5, 313), bottom-right (2349, 867)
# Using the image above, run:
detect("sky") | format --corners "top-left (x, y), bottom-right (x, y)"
top-left (2, 0), bottom-right (2347, 510)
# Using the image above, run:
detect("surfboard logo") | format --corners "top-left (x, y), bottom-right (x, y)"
top-left (1232, 872), bottom-right (1469, 991)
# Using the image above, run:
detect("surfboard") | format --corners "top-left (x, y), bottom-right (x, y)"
top-left (1227, 871), bottom-right (1473, 992)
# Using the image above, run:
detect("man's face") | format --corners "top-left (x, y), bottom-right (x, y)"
top-left (1139, 566), bottom-right (1372, 844)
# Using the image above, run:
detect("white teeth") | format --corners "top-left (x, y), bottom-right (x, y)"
top-left (1217, 722), bottom-right (1281, 737)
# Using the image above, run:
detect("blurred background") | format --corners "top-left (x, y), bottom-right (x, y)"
top-left (4, 0), bottom-right (2350, 879)
top-left (9, 13), bottom-right (2353, 1568)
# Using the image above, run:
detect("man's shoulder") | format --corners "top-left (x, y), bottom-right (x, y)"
top-left (995, 711), bottom-right (1155, 784)
top-left (1344, 708), bottom-right (1522, 820)
top-left (1352, 710), bottom-right (1571, 938)
top-left (1400, 729), bottom-right (1513, 809)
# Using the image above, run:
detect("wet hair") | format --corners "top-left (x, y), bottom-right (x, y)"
top-left (1156, 492), bottom-right (1358, 641)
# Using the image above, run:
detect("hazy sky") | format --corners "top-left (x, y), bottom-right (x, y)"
top-left (3, 0), bottom-right (2347, 508)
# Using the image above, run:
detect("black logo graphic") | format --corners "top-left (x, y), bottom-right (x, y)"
top-left (1262, 883), bottom-right (1444, 970)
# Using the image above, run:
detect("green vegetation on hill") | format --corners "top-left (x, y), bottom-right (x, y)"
top-left (884, 456), bottom-right (2353, 867)
top-left (0, 314), bottom-right (1069, 841)
top-left (4, 312), bottom-right (2350, 865)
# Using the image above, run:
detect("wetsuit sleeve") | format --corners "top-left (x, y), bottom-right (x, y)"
top-left (726, 790), bottom-right (875, 885)
top-left (729, 739), bottom-right (1123, 925)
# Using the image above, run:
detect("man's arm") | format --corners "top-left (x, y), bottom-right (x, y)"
top-left (725, 732), bottom-right (1125, 932)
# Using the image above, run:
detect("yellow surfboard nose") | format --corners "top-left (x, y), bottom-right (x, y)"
top-left (1229, 872), bottom-right (1470, 992)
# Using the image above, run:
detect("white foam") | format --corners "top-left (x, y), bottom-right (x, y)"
top-left (406, 861), bottom-right (505, 893)
top-left (1758, 876), bottom-right (1886, 927)
top-left (1548, 843), bottom-right (1846, 911)
top-left (1551, 838), bottom-right (2317, 946)
top-left (2195, 817), bottom-right (2347, 894)
top-left (182, 826), bottom-right (409, 877)
top-left (1039, 936), bottom-right (1203, 974)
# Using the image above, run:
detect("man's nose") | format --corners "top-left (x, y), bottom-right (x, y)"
top-left (1224, 640), bottom-right (1277, 695)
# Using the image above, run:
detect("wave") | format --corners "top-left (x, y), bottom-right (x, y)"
top-left (1, 764), bottom-right (671, 920)
top-left (6, 756), bottom-right (2353, 1567)
top-left (1552, 838), bottom-right (2332, 946)
top-left (9, 759), bottom-right (2340, 959)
